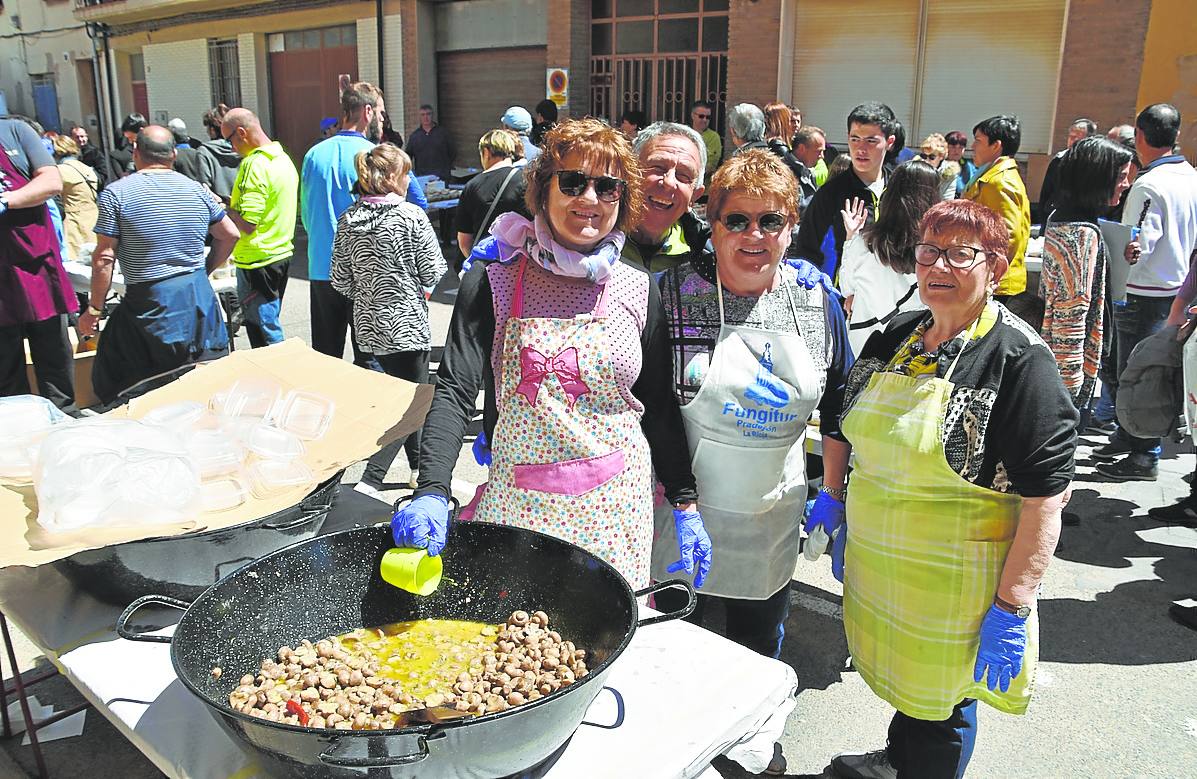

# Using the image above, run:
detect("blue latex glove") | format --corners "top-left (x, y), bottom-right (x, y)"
top-left (391, 494), bottom-right (450, 557)
top-left (472, 430), bottom-right (492, 466)
top-left (786, 257), bottom-right (840, 300)
top-left (830, 523), bottom-right (846, 582)
top-left (665, 508), bottom-right (713, 588)
top-left (803, 491), bottom-right (845, 537)
top-left (973, 604), bottom-right (1028, 692)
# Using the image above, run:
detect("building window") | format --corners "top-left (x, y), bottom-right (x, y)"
top-left (208, 39), bottom-right (242, 108)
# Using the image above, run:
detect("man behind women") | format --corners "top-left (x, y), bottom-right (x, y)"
top-left (223, 108), bottom-right (299, 347)
top-left (795, 101), bottom-right (896, 275)
top-left (1093, 103), bottom-right (1197, 482)
top-left (963, 115), bottom-right (1033, 322)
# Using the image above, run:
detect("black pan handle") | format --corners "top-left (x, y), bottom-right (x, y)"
top-left (115, 594), bottom-right (191, 644)
top-left (260, 505), bottom-right (330, 531)
top-left (318, 731), bottom-right (443, 768)
top-left (634, 579), bottom-right (696, 627)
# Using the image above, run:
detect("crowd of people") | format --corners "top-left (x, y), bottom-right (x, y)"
top-left (3, 82), bottom-right (1197, 778)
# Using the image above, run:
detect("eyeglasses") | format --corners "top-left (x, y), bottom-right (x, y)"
top-left (947, 140), bottom-right (967, 147)
top-left (555, 170), bottom-right (626, 203)
top-left (721, 212), bottom-right (788, 234)
top-left (693, 112), bottom-right (711, 120)
top-left (914, 243), bottom-right (986, 268)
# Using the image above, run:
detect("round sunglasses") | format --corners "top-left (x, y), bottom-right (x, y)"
top-left (555, 170), bottom-right (626, 203)
top-left (721, 212), bottom-right (788, 234)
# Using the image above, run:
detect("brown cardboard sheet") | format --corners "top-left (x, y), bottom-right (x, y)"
top-left (0, 339), bottom-right (433, 568)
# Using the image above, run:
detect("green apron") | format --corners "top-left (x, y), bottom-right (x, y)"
top-left (840, 331), bottom-right (1038, 721)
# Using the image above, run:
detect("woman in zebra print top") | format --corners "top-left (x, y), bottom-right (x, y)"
top-left (331, 143), bottom-right (447, 490)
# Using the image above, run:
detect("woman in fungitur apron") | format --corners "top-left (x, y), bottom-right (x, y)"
top-left (816, 199), bottom-right (1077, 779)
top-left (652, 148), bottom-right (854, 658)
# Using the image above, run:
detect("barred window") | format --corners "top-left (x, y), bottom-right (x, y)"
top-left (208, 39), bottom-right (241, 108)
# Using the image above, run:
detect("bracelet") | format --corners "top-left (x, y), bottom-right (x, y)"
top-left (819, 484), bottom-right (847, 501)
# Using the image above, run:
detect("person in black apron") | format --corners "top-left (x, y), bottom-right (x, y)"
top-left (0, 116), bottom-right (78, 408)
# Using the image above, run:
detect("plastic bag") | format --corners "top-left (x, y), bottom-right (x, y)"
top-left (34, 419), bottom-right (201, 533)
top-left (0, 395), bottom-right (73, 483)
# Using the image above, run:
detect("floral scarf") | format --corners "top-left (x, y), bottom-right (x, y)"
top-left (488, 212), bottom-right (625, 284)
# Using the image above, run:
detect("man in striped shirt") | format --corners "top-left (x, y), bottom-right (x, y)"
top-left (223, 108), bottom-right (299, 348)
top-left (79, 125), bottom-right (240, 403)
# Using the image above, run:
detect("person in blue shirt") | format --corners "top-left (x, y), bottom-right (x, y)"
top-left (301, 80), bottom-right (428, 364)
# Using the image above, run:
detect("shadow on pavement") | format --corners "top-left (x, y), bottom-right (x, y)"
top-left (1041, 488), bottom-right (1197, 665)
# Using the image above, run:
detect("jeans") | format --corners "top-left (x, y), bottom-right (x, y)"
top-left (309, 281), bottom-right (380, 369)
top-left (887, 699), bottom-right (977, 779)
top-left (653, 582), bottom-right (791, 660)
top-left (236, 262), bottom-right (289, 348)
top-left (1092, 300), bottom-right (1121, 424)
top-left (0, 314), bottom-right (75, 409)
top-left (1111, 294), bottom-right (1174, 458)
top-left (361, 350), bottom-right (430, 486)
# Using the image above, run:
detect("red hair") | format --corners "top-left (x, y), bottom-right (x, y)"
top-left (919, 199), bottom-right (1010, 262)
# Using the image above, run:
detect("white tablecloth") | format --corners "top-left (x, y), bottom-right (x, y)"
top-left (0, 562), bottom-right (797, 778)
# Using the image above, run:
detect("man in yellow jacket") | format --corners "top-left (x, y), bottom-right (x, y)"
top-left (964, 115), bottom-right (1032, 315)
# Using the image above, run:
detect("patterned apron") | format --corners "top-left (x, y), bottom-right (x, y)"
top-left (651, 271), bottom-right (824, 599)
top-left (472, 257), bottom-right (654, 588)
top-left (840, 330), bottom-right (1037, 721)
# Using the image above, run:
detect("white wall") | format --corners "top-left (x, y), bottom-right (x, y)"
top-left (0, 0), bottom-right (96, 130)
top-left (356, 13), bottom-right (404, 129)
top-left (143, 39), bottom-right (212, 134)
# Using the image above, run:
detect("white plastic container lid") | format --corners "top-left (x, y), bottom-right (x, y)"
top-left (200, 476), bottom-right (249, 512)
top-left (218, 378), bottom-right (283, 421)
top-left (141, 400), bottom-right (206, 431)
top-left (187, 431), bottom-right (245, 478)
top-left (248, 459), bottom-right (314, 497)
top-left (274, 390), bottom-right (335, 440)
top-left (243, 424), bottom-right (305, 460)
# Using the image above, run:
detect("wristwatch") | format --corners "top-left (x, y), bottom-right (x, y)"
top-left (994, 595), bottom-right (1031, 619)
top-left (86, 302), bottom-right (103, 317)
top-left (819, 484), bottom-right (847, 501)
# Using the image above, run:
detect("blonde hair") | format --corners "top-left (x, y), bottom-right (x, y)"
top-left (354, 143), bottom-right (411, 196)
top-left (920, 133), bottom-right (948, 157)
top-left (478, 128), bottom-right (519, 161)
top-left (51, 134), bottom-right (80, 158)
top-left (707, 149), bottom-right (800, 223)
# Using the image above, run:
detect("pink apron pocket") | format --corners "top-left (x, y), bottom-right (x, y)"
top-left (458, 482), bottom-right (488, 521)
top-left (513, 450), bottom-right (626, 496)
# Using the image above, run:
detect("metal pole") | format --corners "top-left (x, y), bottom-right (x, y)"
top-left (375, 0), bottom-right (385, 92)
top-left (87, 23), bottom-right (112, 157)
top-left (101, 24), bottom-right (119, 148)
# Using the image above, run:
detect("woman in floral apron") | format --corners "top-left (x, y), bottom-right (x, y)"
top-left (392, 119), bottom-right (709, 590)
top-left (812, 200), bottom-right (1077, 779)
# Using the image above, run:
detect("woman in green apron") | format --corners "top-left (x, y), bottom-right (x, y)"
top-left (815, 200), bottom-right (1077, 779)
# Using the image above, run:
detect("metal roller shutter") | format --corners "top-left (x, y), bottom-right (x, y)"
top-left (790, 0), bottom-right (919, 146)
top-left (789, 0), bottom-right (1065, 154)
top-left (916, 0), bottom-right (1066, 154)
top-left (436, 47), bottom-right (547, 171)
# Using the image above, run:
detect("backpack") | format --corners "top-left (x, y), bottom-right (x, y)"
top-left (1116, 322), bottom-right (1193, 438)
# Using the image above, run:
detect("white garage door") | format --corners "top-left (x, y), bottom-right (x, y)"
top-left (790, 0), bottom-right (1066, 154)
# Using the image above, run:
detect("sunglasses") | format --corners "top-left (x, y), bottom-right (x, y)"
top-left (556, 170), bottom-right (626, 203)
top-left (693, 112), bottom-right (711, 120)
top-left (721, 212), bottom-right (788, 234)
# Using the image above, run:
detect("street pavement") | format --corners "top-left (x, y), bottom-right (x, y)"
top-left (1, 261), bottom-right (1195, 778)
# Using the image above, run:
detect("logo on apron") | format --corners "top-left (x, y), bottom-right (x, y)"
top-left (744, 342), bottom-right (790, 408)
